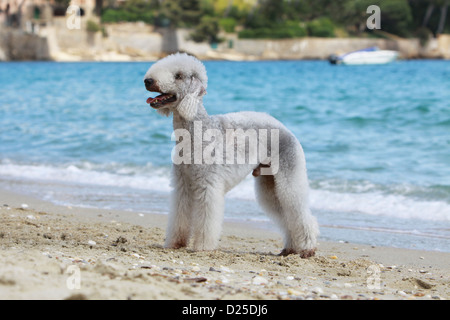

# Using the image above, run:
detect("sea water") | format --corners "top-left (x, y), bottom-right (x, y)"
top-left (0, 60), bottom-right (449, 251)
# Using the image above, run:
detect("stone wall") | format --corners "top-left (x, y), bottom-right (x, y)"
top-left (219, 36), bottom-right (450, 60)
top-left (45, 18), bottom-right (209, 61)
top-left (437, 34), bottom-right (450, 59)
top-left (0, 29), bottom-right (50, 61)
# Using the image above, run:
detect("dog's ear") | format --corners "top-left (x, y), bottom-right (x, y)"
top-left (177, 77), bottom-right (206, 121)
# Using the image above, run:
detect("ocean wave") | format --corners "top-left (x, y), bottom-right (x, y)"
top-left (310, 188), bottom-right (450, 222)
top-left (0, 160), bottom-right (449, 222)
top-left (0, 160), bottom-right (173, 193)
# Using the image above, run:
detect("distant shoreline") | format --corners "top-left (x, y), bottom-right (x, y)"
top-left (2, 56), bottom-right (450, 63)
top-left (2, 23), bottom-right (450, 62)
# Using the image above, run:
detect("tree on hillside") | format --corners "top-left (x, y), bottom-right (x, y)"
top-left (412, 0), bottom-right (449, 36)
top-left (259, 0), bottom-right (289, 23)
top-left (437, 0), bottom-right (449, 34)
top-left (95, 0), bottom-right (103, 16)
top-left (99, 0), bottom-right (447, 40)
top-left (156, 0), bottom-right (202, 27)
top-left (422, 1), bottom-right (436, 26)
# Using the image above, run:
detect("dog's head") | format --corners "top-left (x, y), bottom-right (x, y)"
top-left (144, 53), bottom-right (207, 120)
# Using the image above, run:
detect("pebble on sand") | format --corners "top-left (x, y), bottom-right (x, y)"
top-left (252, 276), bottom-right (269, 285)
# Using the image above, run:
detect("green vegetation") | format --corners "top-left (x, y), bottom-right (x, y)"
top-left (101, 0), bottom-right (156, 24)
top-left (219, 17), bottom-right (237, 33)
top-left (86, 20), bottom-right (101, 33)
top-left (101, 8), bottom-right (154, 24)
top-left (190, 16), bottom-right (221, 43)
top-left (238, 21), bottom-right (307, 39)
top-left (99, 0), bottom-right (449, 43)
top-left (307, 17), bottom-right (335, 38)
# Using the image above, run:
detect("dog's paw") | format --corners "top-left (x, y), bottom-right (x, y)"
top-left (299, 248), bottom-right (316, 258)
top-left (279, 248), bottom-right (316, 258)
top-left (165, 240), bottom-right (187, 249)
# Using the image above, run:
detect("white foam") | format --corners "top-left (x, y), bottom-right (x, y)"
top-left (0, 162), bottom-right (172, 192)
top-left (310, 188), bottom-right (450, 221)
top-left (227, 176), bottom-right (450, 222)
top-left (1, 161), bottom-right (449, 222)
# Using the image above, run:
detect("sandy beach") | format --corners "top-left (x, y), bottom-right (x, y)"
top-left (0, 187), bottom-right (448, 300)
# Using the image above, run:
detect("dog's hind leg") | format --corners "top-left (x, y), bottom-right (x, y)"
top-left (165, 170), bottom-right (193, 249)
top-left (191, 182), bottom-right (225, 251)
top-left (255, 156), bottom-right (318, 258)
top-left (275, 170), bottom-right (318, 258)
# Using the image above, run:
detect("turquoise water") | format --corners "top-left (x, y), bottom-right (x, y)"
top-left (1, 60), bottom-right (449, 251)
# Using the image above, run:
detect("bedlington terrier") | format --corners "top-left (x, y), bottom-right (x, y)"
top-left (144, 53), bottom-right (319, 258)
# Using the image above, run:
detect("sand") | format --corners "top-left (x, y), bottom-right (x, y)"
top-left (0, 188), bottom-right (448, 300)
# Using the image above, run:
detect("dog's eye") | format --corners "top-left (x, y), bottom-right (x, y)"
top-left (175, 73), bottom-right (183, 80)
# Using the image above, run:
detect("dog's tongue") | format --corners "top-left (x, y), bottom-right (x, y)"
top-left (146, 97), bottom-right (155, 104)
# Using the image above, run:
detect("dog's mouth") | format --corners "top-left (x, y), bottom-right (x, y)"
top-left (146, 93), bottom-right (177, 109)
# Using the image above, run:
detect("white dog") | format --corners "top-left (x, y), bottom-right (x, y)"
top-left (144, 53), bottom-right (318, 257)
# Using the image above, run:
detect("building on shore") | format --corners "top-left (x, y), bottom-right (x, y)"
top-left (0, 0), bottom-right (96, 33)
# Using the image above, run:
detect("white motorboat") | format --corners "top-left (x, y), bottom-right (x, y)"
top-left (329, 47), bottom-right (399, 65)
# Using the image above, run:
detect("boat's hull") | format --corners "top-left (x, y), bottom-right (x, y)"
top-left (341, 50), bottom-right (398, 65)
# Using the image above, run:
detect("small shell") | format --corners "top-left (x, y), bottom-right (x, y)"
top-left (219, 266), bottom-right (234, 273)
top-left (287, 289), bottom-right (303, 296)
top-left (252, 276), bottom-right (268, 285)
top-left (311, 287), bottom-right (324, 294)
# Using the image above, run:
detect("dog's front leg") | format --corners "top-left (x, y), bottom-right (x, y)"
top-left (191, 185), bottom-right (225, 251)
top-left (164, 171), bottom-right (193, 249)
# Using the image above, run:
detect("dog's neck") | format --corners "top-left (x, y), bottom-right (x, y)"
top-left (172, 102), bottom-right (209, 130)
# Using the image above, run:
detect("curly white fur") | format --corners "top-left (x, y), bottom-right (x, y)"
top-left (144, 53), bottom-right (319, 257)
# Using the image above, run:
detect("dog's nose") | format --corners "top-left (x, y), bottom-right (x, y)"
top-left (144, 78), bottom-right (154, 87)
